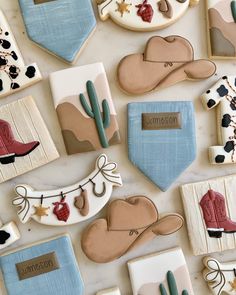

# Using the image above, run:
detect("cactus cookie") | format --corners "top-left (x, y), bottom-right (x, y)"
top-left (49, 63), bottom-right (121, 155)
top-left (127, 247), bottom-right (194, 295)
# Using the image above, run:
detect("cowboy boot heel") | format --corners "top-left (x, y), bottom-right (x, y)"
top-left (0, 136), bottom-right (15, 164)
top-left (207, 230), bottom-right (223, 238)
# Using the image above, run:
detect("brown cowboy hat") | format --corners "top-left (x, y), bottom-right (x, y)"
top-left (117, 35), bottom-right (216, 95)
top-left (81, 196), bottom-right (184, 263)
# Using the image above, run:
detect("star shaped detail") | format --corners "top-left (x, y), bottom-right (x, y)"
top-left (33, 205), bottom-right (50, 217)
top-left (116, 0), bottom-right (132, 17)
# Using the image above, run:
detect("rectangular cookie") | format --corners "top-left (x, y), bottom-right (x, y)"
top-left (207, 0), bottom-right (236, 59)
top-left (0, 96), bottom-right (59, 183)
top-left (0, 234), bottom-right (84, 295)
top-left (127, 247), bottom-right (194, 295)
top-left (49, 63), bottom-right (121, 155)
top-left (181, 174), bottom-right (236, 255)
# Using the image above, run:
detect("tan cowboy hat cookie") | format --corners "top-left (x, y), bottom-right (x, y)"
top-left (117, 35), bottom-right (216, 95)
top-left (81, 195), bottom-right (184, 263)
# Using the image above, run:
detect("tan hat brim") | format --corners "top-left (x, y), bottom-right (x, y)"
top-left (117, 54), bottom-right (216, 95)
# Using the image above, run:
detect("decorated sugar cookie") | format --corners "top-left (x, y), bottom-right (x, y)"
top-left (0, 96), bottom-right (59, 184)
top-left (203, 257), bottom-right (236, 295)
top-left (0, 219), bottom-right (20, 250)
top-left (128, 101), bottom-right (196, 191)
top-left (13, 154), bottom-right (122, 226)
top-left (201, 76), bottom-right (236, 164)
top-left (19, 0), bottom-right (96, 63)
top-left (207, 0), bottom-right (236, 59)
top-left (82, 195), bottom-right (183, 263)
top-left (0, 235), bottom-right (84, 295)
top-left (0, 10), bottom-right (41, 98)
top-left (118, 36), bottom-right (216, 95)
top-left (97, 0), bottom-right (199, 31)
top-left (181, 174), bottom-right (236, 256)
top-left (128, 248), bottom-right (194, 295)
top-left (50, 63), bottom-right (121, 155)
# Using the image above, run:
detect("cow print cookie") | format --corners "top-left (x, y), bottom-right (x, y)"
top-left (97, 0), bottom-right (199, 31)
top-left (0, 10), bottom-right (41, 98)
top-left (0, 221), bottom-right (20, 250)
top-left (201, 75), bottom-right (236, 164)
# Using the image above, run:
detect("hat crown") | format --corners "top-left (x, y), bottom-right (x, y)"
top-left (145, 36), bottom-right (194, 63)
top-left (108, 196), bottom-right (158, 230)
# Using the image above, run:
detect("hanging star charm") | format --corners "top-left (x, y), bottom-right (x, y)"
top-left (33, 205), bottom-right (50, 217)
top-left (116, 0), bottom-right (132, 17)
top-left (229, 278), bottom-right (236, 291)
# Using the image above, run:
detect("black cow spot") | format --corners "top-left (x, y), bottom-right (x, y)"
top-left (222, 76), bottom-right (227, 80)
top-left (215, 155), bottom-right (225, 163)
top-left (217, 85), bottom-right (228, 97)
top-left (5, 32), bottom-right (9, 36)
top-left (25, 66), bottom-right (36, 78)
top-left (0, 39), bottom-right (11, 49)
top-left (9, 66), bottom-right (19, 79)
top-left (206, 90), bottom-right (211, 94)
top-left (11, 51), bottom-right (18, 61)
top-left (0, 230), bottom-right (10, 244)
top-left (0, 56), bottom-right (7, 66)
top-left (222, 114), bottom-right (232, 127)
top-left (224, 141), bottom-right (235, 153)
top-left (0, 79), bottom-right (3, 91)
top-left (11, 82), bottom-right (20, 89)
top-left (207, 99), bottom-right (216, 108)
top-left (230, 97), bottom-right (236, 110)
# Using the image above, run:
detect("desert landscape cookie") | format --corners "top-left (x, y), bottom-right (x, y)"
top-left (97, 287), bottom-right (121, 295)
top-left (50, 63), bottom-right (121, 155)
top-left (207, 0), bottom-right (236, 59)
top-left (128, 101), bottom-right (196, 191)
top-left (117, 35), bottom-right (216, 95)
top-left (181, 174), bottom-right (236, 256)
top-left (0, 10), bottom-right (41, 98)
top-left (19, 0), bottom-right (96, 64)
top-left (13, 154), bottom-right (122, 226)
top-left (97, 0), bottom-right (199, 31)
top-left (81, 195), bottom-right (184, 263)
top-left (203, 256), bottom-right (236, 295)
top-left (0, 235), bottom-right (84, 295)
top-left (0, 220), bottom-right (20, 250)
top-left (201, 76), bottom-right (236, 164)
top-left (0, 96), bottom-right (59, 183)
top-left (128, 247), bottom-right (194, 295)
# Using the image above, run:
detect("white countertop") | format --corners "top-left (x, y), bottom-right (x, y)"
top-left (1, 1), bottom-right (236, 294)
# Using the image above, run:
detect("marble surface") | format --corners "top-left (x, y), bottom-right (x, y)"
top-left (0, 1), bottom-right (236, 295)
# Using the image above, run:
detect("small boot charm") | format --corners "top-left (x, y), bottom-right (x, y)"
top-left (135, 0), bottom-right (154, 23)
top-left (74, 188), bottom-right (89, 216)
top-left (158, 0), bottom-right (173, 19)
top-left (53, 194), bottom-right (70, 222)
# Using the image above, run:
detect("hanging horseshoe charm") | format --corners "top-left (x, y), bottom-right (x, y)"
top-left (90, 179), bottom-right (106, 198)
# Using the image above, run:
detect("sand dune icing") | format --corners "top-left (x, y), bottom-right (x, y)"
top-left (58, 73), bottom-right (117, 118)
top-left (56, 102), bottom-right (120, 153)
top-left (137, 266), bottom-right (191, 295)
top-left (209, 8), bottom-right (236, 56)
top-left (211, 0), bottom-right (234, 23)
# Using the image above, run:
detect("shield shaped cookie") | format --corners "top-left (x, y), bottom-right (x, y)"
top-left (19, 0), bottom-right (96, 63)
top-left (128, 101), bottom-right (196, 191)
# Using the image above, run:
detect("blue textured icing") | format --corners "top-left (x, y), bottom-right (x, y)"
top-left (128, 101), bottom-right (196, 191)
top-left (19, 0), bottom-right (96, 63)
top-left (0, 235), bottom-right (84, 295)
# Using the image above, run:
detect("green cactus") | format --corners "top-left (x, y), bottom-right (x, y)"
top-left (79, 80), bottom-right (111, 148)
top-left (159, 271), bottom-right (189, 295)
top-left (231, 1), bottom-right (236, 22)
